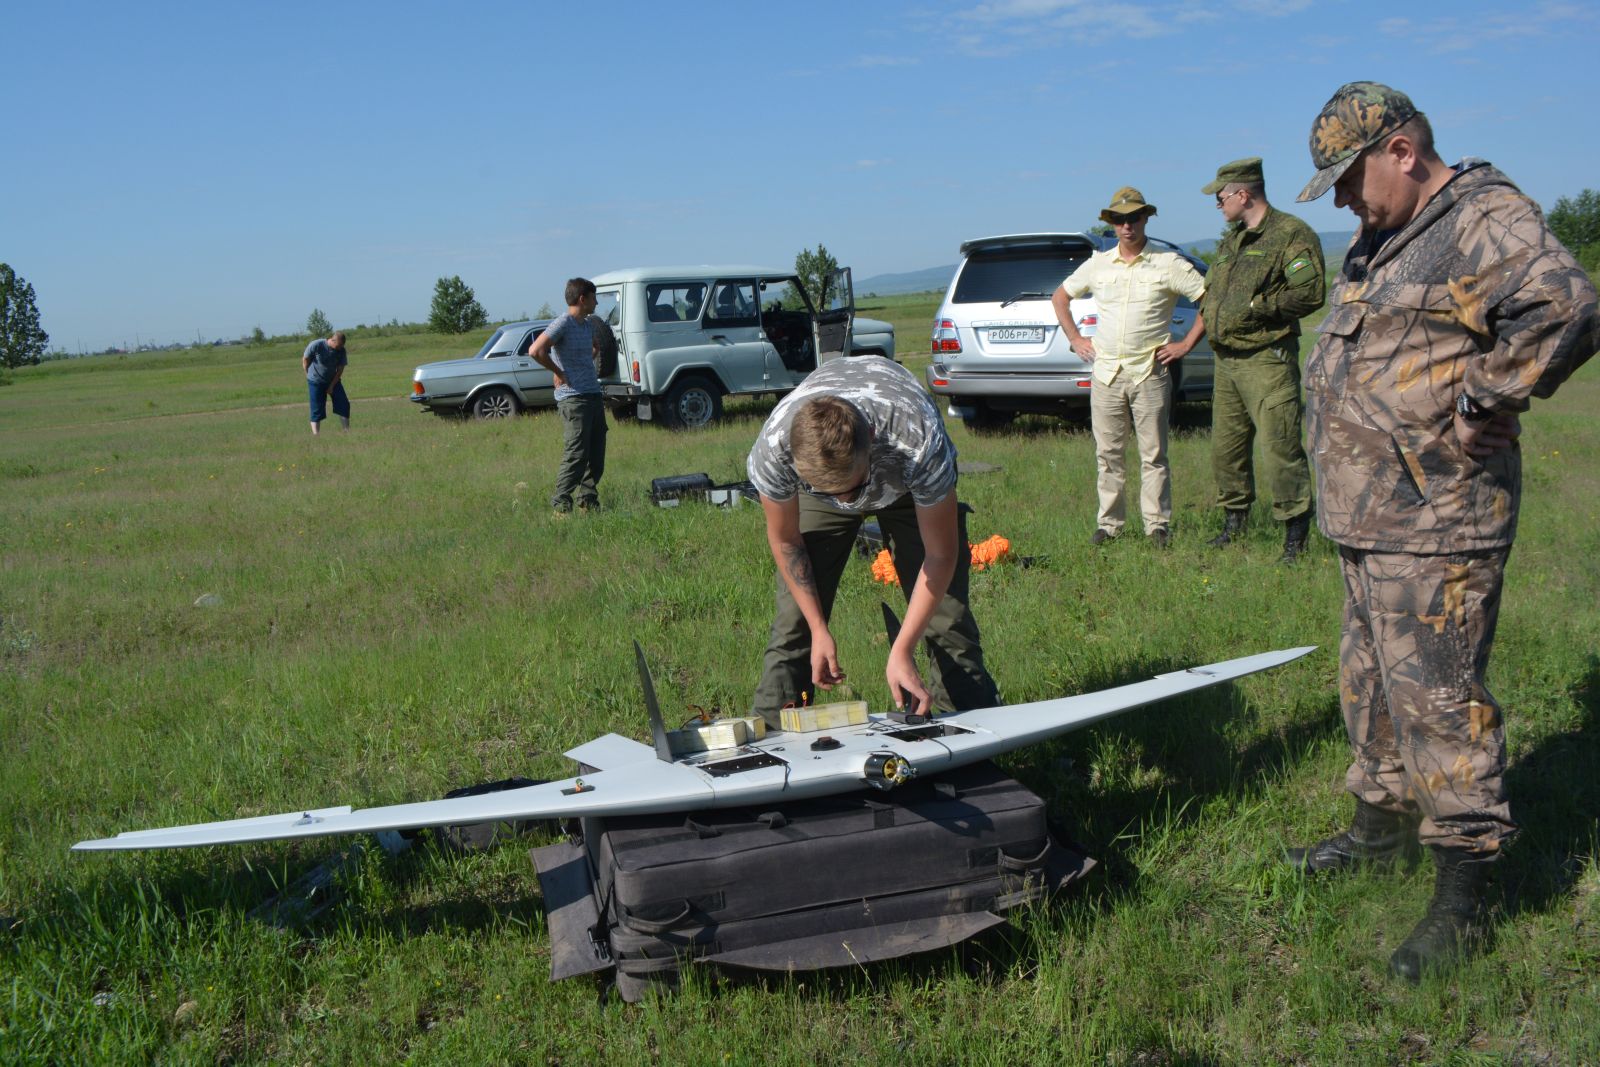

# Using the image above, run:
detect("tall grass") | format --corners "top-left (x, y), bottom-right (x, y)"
top-left (0, 308), bottom-right (1595, 1064)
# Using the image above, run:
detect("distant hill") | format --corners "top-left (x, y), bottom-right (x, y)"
top-left (1181, 230), bottom-right (1355, 265)
top-left (856, 264), bottom-right (957, 297)
top-left (858, 230), bottom-right (1355, 296)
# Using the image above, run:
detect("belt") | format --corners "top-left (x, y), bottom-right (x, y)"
top-left (1213, 337), bottom-right (1295, 359)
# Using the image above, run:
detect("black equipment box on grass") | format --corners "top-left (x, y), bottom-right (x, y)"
top-left (649, 473), bottom-right (758, 509)
top-left (531, 760), bottom-right (1093, 1001)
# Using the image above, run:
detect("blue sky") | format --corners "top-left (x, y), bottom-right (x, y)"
top-left (7, 0), bottom-right (1598, 352)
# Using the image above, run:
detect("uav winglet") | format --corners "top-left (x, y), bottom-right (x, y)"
top-left (634, 640), bottom-right (675, 764)
top-left (880, 601), bottom-right (903, 645)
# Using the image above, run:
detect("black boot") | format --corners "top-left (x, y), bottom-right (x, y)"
top-left (1208, 508), bottom-right (1248, 548)
top-left (1279, 511), bottom-right (1312, 564)
top-left (1389, 847), bottom-right (1495, 983)
top-left (1286, 799), bottom-right (1415, 874)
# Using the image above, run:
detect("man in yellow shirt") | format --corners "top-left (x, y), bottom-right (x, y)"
top-left (1052, 187), bottom-right (1208, 546)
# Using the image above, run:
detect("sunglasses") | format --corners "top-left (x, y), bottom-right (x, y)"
top-left (1215, 189), bottom-right (1246, 206)
top-left (799, 467), bottom-right (872, 503)
top-left (1105, 212), bottom-right (1145, 226)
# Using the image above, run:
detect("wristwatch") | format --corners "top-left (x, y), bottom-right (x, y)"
top-left (1455, 392), bottom-right (1493, 423)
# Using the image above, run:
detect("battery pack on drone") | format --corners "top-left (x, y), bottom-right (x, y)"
top-left (779, 700), bottom-right (869, 734)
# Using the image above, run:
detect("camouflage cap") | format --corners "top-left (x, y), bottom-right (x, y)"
top-left (1202, 157), bottom-right (1264, 196)
top-left (1099, 186), bottom-right (1157, 223)
top-left (1296, 81), bottom-right (1421, 202)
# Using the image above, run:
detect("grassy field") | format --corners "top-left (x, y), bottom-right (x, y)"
top-left (1, 302), bottom-right (1596, 1065)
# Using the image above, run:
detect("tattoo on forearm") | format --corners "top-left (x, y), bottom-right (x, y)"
top-left (781, 544), bottom-right (817, 595)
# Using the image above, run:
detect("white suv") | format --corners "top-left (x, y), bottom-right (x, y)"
top-left (925, 233), bottom-right (1214, 432)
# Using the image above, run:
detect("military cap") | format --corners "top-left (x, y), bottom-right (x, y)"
top-left (1099, 186), bottom-right (1157, 223)
top-left (1202, 157), bottom-right (1264, 195)
top-left (1297, 81), bottom-right (1422, 202)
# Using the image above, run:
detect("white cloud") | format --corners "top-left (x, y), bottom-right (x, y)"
top-left (1233, 0), bottom-right (1313, 14)
top-left (1378, 2), bottom-right (1596, 55)
top-left (960, 0), bottom-right (1083, 20)
top-left (946, 0), bottom-right (1241, 54)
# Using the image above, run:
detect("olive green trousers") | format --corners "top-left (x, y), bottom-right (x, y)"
top-left (751, 492), bottom-right (1000, 722)
top-left (1210, 343), bottom-right (1311, 521)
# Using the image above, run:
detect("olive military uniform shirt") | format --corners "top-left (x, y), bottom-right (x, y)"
top-left (1201, 207), bottom-right (1325, 355)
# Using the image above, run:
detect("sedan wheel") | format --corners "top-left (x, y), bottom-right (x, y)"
top-left (471, 387), bottom-right (518, 420)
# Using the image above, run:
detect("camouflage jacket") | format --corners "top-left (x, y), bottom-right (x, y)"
top-left (1201, 207), bottom-right (1326, 354)
top-left (1307, 160), bottom-right (1599, 552)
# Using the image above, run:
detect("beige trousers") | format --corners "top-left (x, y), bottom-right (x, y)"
top-left (1089, 366), bottom-right (1171, 534)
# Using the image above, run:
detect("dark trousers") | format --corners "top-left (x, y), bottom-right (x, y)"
top-left (752, 492), bottom-right (1000, 722)
top-left (551, 395), bottom-right (607, 510)
top-left (308, 379), bottom-right (350, 422)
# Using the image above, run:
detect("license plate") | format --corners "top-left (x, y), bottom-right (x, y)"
top-left (987, 327), bottom-right (1043, 343)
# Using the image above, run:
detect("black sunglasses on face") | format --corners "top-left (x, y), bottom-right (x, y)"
top-left (1106, 212), bottom-right (1143, 226)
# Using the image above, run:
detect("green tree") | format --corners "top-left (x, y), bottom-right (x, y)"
top-left (429, 275), bottom-right (489, 334)
top-left (1089, 223), bottom-right (1114, 239)
top-left (1548, 189), bottom-right (1600, 274)
top-left (1548, 189), bottom-right (1600, 251)
top-left (306, 308), bottom-right (332, 337)
top-left (536, 302), bottom-right (556, 319)
top-left (0, 263), bottom-right (50, 369)
top-left (249, 326), bottom-right (268, 346)
top-left (793, 244), bottom-right (841, 309)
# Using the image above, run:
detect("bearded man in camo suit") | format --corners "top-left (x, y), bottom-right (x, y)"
top-left (1286, 82), bottom-right (1598, 982)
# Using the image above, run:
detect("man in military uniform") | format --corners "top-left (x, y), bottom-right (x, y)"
top-left (1198, 158), bottom-right (1324, 562)
top-left (1287, 82), bottom-right (1598, 981)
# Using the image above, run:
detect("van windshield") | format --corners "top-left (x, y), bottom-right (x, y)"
top-left (953, 247), bottom-right (1092, 304)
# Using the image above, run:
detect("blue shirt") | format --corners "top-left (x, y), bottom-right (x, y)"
top-left (543, 313), bottom-right (601, 400)
top-left (302, 339), bottom-right (347, 385)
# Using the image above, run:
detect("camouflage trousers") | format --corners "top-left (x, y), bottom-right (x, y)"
top-left (1210, 343), bottom-right (1311, 521)
top-left (1337, 545), bottom-right (1516, 855)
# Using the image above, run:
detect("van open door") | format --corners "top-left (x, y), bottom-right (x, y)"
top-left (814, 266), bottom-right (854, 365)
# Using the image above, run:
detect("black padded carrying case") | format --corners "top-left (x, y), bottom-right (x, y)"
top-left (532, 760), bottom-right (1093, 1000)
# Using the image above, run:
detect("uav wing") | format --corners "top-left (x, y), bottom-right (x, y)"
top-left (72, 744), bottom-right (711, 852)
top-left (943, 646), bottom-right (1317, 752)
top-left (72, 646), bottom-right (1316, 853)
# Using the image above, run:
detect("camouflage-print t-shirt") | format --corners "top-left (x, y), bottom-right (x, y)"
top-left (747, 356), bottom-right (957, 512)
